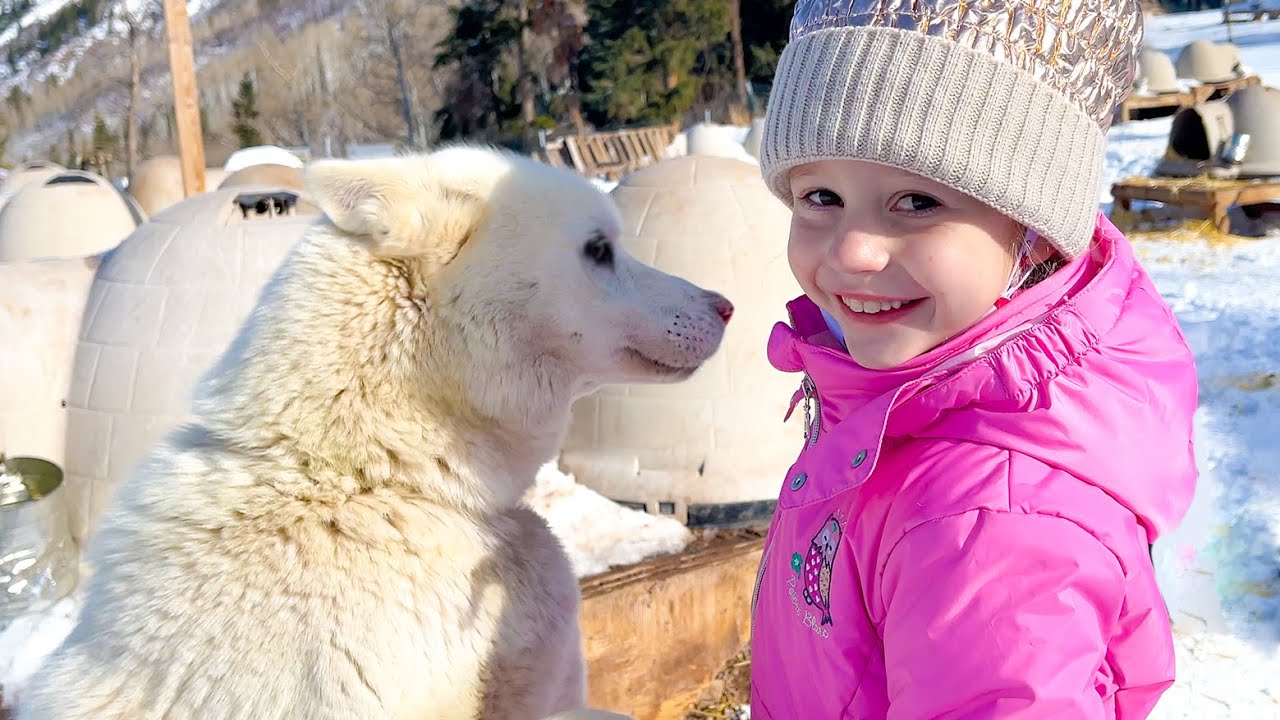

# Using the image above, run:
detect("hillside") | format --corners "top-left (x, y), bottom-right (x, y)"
top-left (0, 0), bottom-right (804, 174)
top-left (0, 0), bottom-right (425, 169)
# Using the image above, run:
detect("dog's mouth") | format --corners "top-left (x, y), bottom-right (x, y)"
top-left (620, 347), bottom-right (698, 377)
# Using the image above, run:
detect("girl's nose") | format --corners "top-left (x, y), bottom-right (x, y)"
top-left (829, 227), bottom-right (891, 274)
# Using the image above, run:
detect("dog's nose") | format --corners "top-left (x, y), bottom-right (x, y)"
top-left (709, 293), bottom-right (734, 324)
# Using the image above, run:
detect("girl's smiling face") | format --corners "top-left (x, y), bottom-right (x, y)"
top-left (786, 159), bottom-right (1026, 369)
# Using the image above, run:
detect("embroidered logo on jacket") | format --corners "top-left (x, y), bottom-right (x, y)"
top-left (786, 513), bottom-right (842, 632)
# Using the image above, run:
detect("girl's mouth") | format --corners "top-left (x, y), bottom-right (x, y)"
top-left (835, 295), bottom-right (926, 324)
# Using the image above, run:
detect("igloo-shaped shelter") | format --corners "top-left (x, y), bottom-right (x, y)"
top-left (61, 184), bottom-right (320, 541)
top-left (1154, 85), bottom-right (1280, 179)
top-left (219, 163), bottom-right (304, 191)
top-left (1135, 48), bottom-right (1181, 94)
top-left (685, 123), bottom-right (758, 164)
top-left (0, 256), bottom-right (99, 467)
top-left (128, 155), bottom-right (229, 216)
top-left (223, 145), bottom-right (304, 173)
top-left (559, 156), bottom-right (803, 527)
top-left (1174, 40), bottom-right (1242, 84)
top-left (0, 171), bottom-right (143, 262)
top-left (0, 160), bottom-right (64, 194)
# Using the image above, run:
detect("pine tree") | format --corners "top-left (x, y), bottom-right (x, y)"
top-left (740, 0), bottom-right (792, 88)
top-left (91, 113), bottom-right (117, 155)
top-left (433, 0), bottom-right (521, 143)
top-left (231, 72), bottom-right (264, 148)
top-left (91, 112), bottom-right (117, 176)
top-left (580, 0), bottom-right (731, 127)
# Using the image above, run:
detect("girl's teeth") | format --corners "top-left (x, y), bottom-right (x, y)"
top-left (843, 297), bottom-right (905, 314)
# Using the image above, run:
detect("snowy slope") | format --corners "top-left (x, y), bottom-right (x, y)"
top-left (0, 0), bottom-right (217, 90)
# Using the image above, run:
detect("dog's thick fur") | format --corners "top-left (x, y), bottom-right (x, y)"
top-left (18, 147), bottom-right (731, 720)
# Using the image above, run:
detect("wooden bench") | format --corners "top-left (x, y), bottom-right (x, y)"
top-left (579, 529), bottom-right (765, 720)
top-left (1110, 175), bottom-right (1280, 235)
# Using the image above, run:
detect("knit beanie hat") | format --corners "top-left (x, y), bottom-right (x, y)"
top-left (760, 0), bottom-right (1144, 260)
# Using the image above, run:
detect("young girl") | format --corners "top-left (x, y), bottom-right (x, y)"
top-left (749, 1), bottom-right (1198, 718)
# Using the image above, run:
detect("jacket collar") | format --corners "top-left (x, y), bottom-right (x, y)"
top-left (766, 214), bottom-right (1124, 507)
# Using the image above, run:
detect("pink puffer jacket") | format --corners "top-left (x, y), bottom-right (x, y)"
top-left (750, 215), bottom-right (1198, 719)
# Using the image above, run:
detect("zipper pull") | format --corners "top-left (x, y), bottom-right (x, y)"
top-left (802, 374), bottom-right (820, 446)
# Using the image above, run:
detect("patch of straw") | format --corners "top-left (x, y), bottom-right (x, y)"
top-left (683, 646), bottom-right (751, 720)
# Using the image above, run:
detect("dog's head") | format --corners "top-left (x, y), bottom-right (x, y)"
top-left (304, 146), bottom-right (732, 399)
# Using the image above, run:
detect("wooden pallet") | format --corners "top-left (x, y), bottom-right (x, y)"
top-left (1110, 175), bottom-right (1280, 234)
top-left (579, 530), bottom-right (765, 720)
top-left (537, 124), bottom-right (680, 180)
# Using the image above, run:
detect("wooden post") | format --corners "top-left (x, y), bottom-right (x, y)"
top-left (162, 0), bottom-right (206, 197)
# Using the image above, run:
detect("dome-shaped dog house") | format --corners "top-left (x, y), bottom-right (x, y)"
top-left (0, 256), bottom-right (99, 466)
top-left (0, 171), bottom-right (143, 262)
top-left (218, 163), bottom-right (304, 191)
top-left (1135, 48), bottom-right (1181, 94)
top-left (223, 145), bottom-right (304, 173)
top-left (1154, 85), bottom-right (1280, 179)
top-left (61, 185), bottom-right (320, 540)
top-left (559, 156), bottom-right (803, 527)
top-left (0, 161), bottom-right (64, 195)
top-left (128, 155), bottom-right (229, 216)
top-left (1175, 40), bottom-right (1242, 84)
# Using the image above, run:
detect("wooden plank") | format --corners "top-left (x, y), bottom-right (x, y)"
top-left (161, 0), bottom-right (206, 197)
top-left (579, 534), bottom-right (764, 720)
top-left (1117, 91), bottom-right (1195, 123)
top-left (564, 136), bottom-right (590, 176)
top-left (617, 133), bottom-right (643, 165)
top-left (1192, 75), bottom-right (1262, 104)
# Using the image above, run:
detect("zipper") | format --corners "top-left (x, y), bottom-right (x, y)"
top-left (750, 532), bottom-right (774, 639)
top-left (784, 303), bottom-right (822, 449)
top-left (801, 372), bottom-right (820, 447)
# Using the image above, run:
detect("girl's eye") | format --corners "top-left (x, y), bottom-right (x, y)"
top-left (801, 188), bottom-right (843, 208)
top-left (892, 193), bottom-right (940, 213)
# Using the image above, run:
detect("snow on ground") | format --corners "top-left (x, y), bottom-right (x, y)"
top-left (1101, 116), bottom-right (1172, 209)
top-left (525, 463), bottom-right (692, 578)
top-left (1141, 237), bottom-right (1280, 718)
top-left (1115, 10), bottom-right (1280, 717)
top-left (0, 593), bottom-right (79, 705)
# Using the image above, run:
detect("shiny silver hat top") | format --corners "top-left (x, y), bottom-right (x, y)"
top-left (788, 0), bottom-right (1144, 129)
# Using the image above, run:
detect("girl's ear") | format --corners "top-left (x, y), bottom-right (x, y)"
top-left (1018, 227), bottom-right (1059, 264)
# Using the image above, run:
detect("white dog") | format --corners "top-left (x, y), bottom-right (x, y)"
top-left (18, 146), bottom-right (732, 720)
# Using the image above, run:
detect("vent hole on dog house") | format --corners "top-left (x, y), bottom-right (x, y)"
top-left (658, 502), bottom-right (676, 515)
top-left (234, 191), bottom-right (299, 218)
top-left (44, 175), bottom-right (98, 186)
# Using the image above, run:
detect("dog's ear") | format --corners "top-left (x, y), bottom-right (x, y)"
top-left (304, 157), bottom-right (482, 263)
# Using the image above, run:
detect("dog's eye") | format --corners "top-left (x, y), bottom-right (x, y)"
top-left (583, 233), bottom-right (614, 267)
